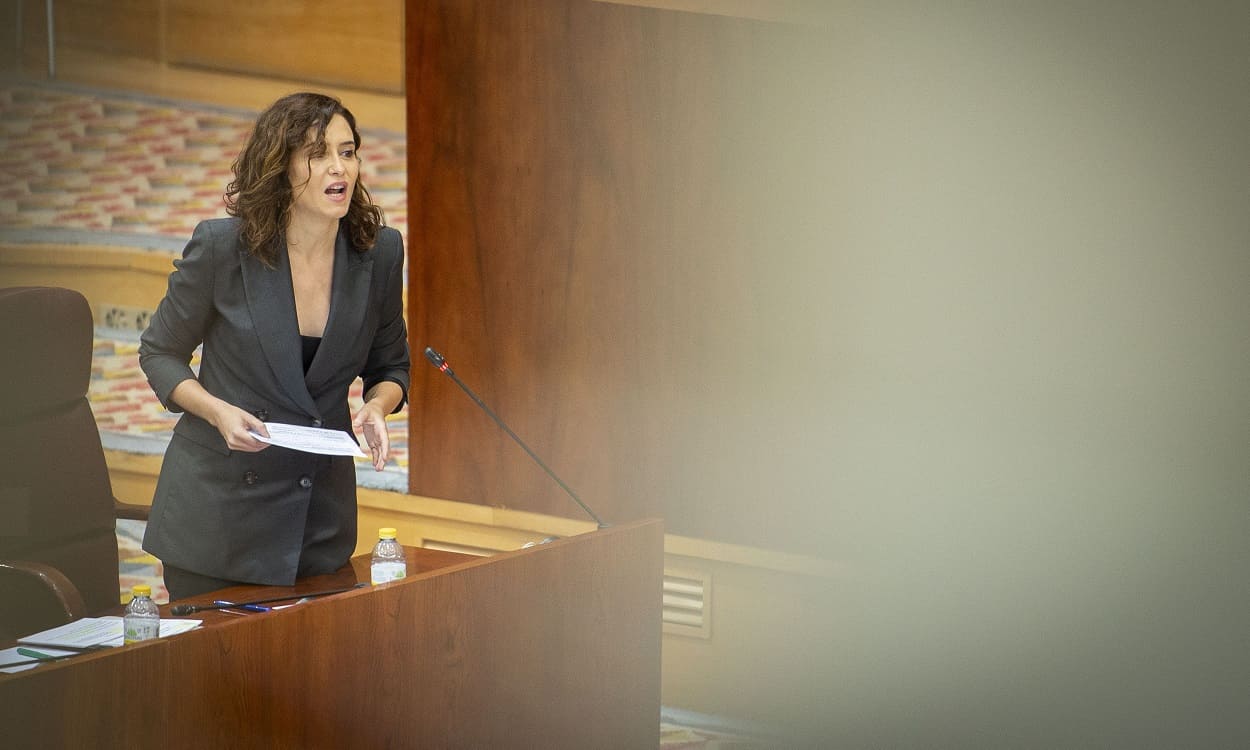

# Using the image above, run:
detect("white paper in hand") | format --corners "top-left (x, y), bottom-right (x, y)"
top-left (249, 422), bottom-right (366, 457)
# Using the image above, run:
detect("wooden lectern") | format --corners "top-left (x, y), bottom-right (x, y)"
top-left (1, 519), bottom-right (663, 749)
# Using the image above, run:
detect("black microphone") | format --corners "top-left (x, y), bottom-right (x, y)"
top-left (423, 346), bottom-right (609, 529)
top-left (168, 583), bottom-right (368, 616)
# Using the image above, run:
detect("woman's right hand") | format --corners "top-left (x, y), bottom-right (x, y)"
top-left (210, 402), bottom-right (271, 452)
top-left (169, 379), bottom-right (270, 453)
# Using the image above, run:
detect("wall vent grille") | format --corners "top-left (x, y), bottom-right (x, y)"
top-left (663, 568), bottom-right (711, 639)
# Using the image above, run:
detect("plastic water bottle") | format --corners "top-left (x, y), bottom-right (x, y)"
top-left (123, 584), bottom-right (160, 644)
top-left (370, 527), bottom-right (407, 585)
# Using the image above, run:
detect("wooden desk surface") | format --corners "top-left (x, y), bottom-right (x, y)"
top-left (164, 546), bottom-right (475, 626)
top-left (0, 546), bottom-right (476, 642)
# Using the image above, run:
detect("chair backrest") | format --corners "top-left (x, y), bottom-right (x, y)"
top-left (0, 286), bottom-right (121, 616)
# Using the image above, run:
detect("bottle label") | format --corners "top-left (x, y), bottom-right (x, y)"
top-left (124, 617), bottom-right (160, 644)
top-left (371, 561), bottom-right (407, 585)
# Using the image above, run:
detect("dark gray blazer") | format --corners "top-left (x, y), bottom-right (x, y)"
top-left (139, 217), bottom-right (410, 585)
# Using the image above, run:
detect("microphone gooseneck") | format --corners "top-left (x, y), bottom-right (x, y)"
top-left (168, 583), bottom-right (367, 616)
top-left (423, 346), bottom-right (609, 529)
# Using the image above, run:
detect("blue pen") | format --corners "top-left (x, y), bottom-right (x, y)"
top-left (213, 599), bottom-right (271, 613)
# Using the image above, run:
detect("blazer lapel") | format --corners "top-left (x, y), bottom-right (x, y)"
top-left (306, 229), bottom-right (373, 391)
top-left (240, 245), bottom-right (320, 418)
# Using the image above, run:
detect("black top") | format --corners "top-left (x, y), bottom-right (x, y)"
top-left (300, 335), bottom-right (321, 373)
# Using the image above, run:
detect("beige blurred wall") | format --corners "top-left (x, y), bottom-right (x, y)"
top-left (759, 1), bottom-right (1249, 745)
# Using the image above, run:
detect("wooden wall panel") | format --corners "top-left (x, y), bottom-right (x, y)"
top-left (16, 1), bottom-right (403, 93)
top-left (164, 0), bottom-right (405, 93)
top-left (406, 0), bottom-right (836, 556)
top-left (19, 0), bottom-right (163, 60)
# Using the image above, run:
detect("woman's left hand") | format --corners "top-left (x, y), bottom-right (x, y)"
top-left (351, 401), bottom-right (391, 471)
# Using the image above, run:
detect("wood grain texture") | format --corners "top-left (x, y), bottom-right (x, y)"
top-left (21, 0), bottom-right (163, 60)
top-left (406, 0), bottom-right (835, 555)
top-left (15, 2), bottom-right (408, 96)
top-left (0, 521), bottom-right (662, 748)
top-left (164, 0), bottom-right (405, 93)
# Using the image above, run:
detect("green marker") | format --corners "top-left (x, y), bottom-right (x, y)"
top-left (16, 647), bottom-right (66, 661)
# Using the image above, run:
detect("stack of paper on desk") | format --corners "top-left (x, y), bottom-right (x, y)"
top-left (20, 616), bottom-right (202, 648)
top-left (0, 617), bottom-right (202, 673)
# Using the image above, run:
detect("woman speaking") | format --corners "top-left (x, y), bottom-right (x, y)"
top-left (139, 92), bottom-right (410, 600)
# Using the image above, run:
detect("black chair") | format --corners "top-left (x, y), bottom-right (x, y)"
top-left (0, 286), bottom-right (150, 641)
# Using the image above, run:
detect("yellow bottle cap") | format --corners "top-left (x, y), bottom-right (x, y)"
top-left (132, 584), bottom-right (152, 597)
top-left (379, 527), bottom-right (397, 539)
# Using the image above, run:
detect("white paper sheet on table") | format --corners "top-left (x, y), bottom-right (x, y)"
top-left (2, 617), bottom-right (203, 672)
top-left (16, 616), bottom-right (202, 649)
top-left (249, 422), bottom-right (366, 457)
top-left (0, 645), bottom-right (80, 673)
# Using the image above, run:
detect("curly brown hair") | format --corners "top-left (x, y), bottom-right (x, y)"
top-left (225, 92), bottom-right (384, 267)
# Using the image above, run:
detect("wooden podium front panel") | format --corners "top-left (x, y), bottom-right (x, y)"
top-left (0, 638), bottom-right (170, 747)
top-left (1, 520), bottom-right (662, 749)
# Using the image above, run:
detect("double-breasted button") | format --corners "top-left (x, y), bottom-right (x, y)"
top-left (243, 470), bottom-right (260, 486)
top-left (298, 475), bottom-right (313, 489)
top-left (311, 419), bottom-right (323, 428)
top-left (254, 409), bottom-right (269, 421)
